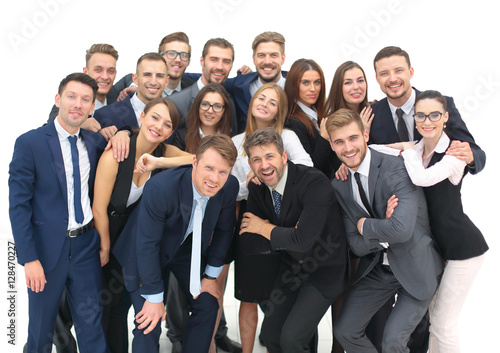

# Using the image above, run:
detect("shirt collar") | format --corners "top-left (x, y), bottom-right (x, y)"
top-left (297, 101), bottom-right (318, 125)
top-left (197, 77), bottom-right (205, 91)
top-left (54, 116), bottom-right (80, 139)
top-left (164, 81), bottom-right (182, 96)
top-left (192, 181), bottom-right (210, 202)
top-left (388, 88), bottom-right (416, 119)
top-left (130, 93), bottom-right (146, 123)
top-left (349, 147), bottom-right (372, 179)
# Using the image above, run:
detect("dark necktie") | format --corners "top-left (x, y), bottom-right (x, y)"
top-left (68, 135), bottom-right (84, 224)
top-left (354, 172), bottom-right (374, 218)
top-left (272, 190), bottom-right (281, 218)
top-left (396, 108), bottom-right (410, 142)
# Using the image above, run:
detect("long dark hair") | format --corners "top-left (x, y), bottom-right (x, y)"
top-left (284, 59), bottom-right (326, 135)
top-left (184, 83), bottom-right (232, 153)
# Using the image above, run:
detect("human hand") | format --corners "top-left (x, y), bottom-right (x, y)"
top-left (360, 106), bottom-right (374, 135)
top-left (81, 117), bottom-right (102, 133)
top-left (135, 153), bottom-right (159, 173)
top-left (105, 130), bottom-right (130, 162)
top-left (335, 163), bottom-right (349, 181)
top-left (117, 86), bottom-right (138, 102)
top-left (446, 140), bottom-right (474, 166)
top-left (195, 278), bottom-right (221, 300)
top-left (245, 170), bottom-right (261, 187)
top-left (25, 260), bottom-right (46, 293)
top-left (99, 125), bottom-right (118, 141)
top-left (385, 195), bottom-right (398, 219)
top-left (237, 65), bottom-right (253, 75)
top-left (135, 300), bottom-right (166, 334)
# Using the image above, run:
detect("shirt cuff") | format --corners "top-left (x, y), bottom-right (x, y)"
top-left (141, 292), bottom-right (164, 304)
top-left (204, 265), bottom-right (223, 279)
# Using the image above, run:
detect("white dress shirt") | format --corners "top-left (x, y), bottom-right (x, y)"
top-left (54, 118), bottom-right (93, 229)
top-left (388, 88), bottom-right (416, 141)
top-left (130, 93), bottom-right (146, 127)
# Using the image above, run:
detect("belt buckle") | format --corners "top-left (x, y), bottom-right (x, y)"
top-left (67, 229), bottom-right (78, 238)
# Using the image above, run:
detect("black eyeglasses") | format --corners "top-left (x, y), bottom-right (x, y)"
top-left (160, 50), bottom-right (191, 62)
top-left (200, 101), bottom-right (225, 113)
top-left (413, 112), bottom-right (443, 123)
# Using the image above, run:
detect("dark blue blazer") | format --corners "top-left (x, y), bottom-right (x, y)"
top-left (113, 165), bottom-right (238, 294)
top-left (8, 121), bottom-right (103, 272)
top-left (93, 93), bottom-right (138, 130)
top-left (370, 88), bottom-right (486, 174)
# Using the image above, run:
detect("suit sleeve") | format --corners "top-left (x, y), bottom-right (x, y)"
top-left (446, 96), bottom-right (485, 174)
top-left (205, 176), bottom-right (238, 268)
top-left (269, 174), bottom-right (333, 253)
top-left (362, 163), bottom-right (421, 245)
top-left (136, 178), bottom-right (170, 295)
top-left (47, 104), bottom-right (59, 124)
top-left (8, 135), bottom-right (38, 265)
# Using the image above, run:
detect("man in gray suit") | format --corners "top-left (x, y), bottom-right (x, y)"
top-left (326, 108), bottom-right (443, 353)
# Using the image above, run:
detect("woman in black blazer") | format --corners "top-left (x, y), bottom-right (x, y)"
top-left (385, 90), bottom-right (488, 353)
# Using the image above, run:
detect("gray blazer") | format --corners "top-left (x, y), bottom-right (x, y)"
top-left (332, 148), bottom-right (443, 301)
top-left (168, 82), bottom-right (200, 121)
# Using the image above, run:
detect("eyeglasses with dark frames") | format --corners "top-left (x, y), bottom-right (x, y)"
top-left (200, 101), bottom-right (225, 113)
top-left (160, 50), bottom-right (191, 62)
top-left (413, 111), bottom-right (444, 123)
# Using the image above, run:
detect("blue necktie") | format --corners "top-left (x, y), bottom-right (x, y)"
top-left (68, 135), bottom-right (84, 224)
top-left (272, 190), bottom-right (281, 218)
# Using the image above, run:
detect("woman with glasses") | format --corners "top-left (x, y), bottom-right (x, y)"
top-left (378, 90), bottom-right (488, 353)
top-left (284, 59), bottom-right (340, 178)
top-left (231, 83), bottom-right (312, 353)
top-left (170, 83), bottom-right (232, 153)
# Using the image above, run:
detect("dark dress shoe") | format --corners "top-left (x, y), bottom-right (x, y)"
top-left (171, 341), bottom-right (182, 353)
top-left (215, 335), bottom-right (242, 353)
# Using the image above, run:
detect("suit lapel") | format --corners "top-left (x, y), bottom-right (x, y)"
top-left (46, 123), bottom-right (68, 207)
top-left (81, 129), bottom-right (97, 191)
top-left (179, 169), bottom-right (194, 237)
top-left (123, 96), bottom-right (139, 129)
top-left (278, 163), bottom-right (296, 225)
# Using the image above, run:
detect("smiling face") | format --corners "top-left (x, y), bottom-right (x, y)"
top-left (247, 143), bottom-right (287, 189)
top-left (139, 102), bottom-right (174, 143)
top-left (251, 88), bottom-right (279, 128)
top-left (192, 147), bottom-right (232, 197)
top-left (198, 91), bottom-right (225, 133)
top-left (298, 69), bottom-right (321, 107)
top-left (200, 46), bottom-right (233, 85)
top-left (161, 40), bottom-right (191, 80)
top-left (83, 53), bottom-right (117, 102)
top-left (342, 67), bottom-right (367, 110)
top-left (133, 59), bottom-right (168, 103)
top-left (329, 121), bottom-right (369, 172)
top-left (414, 98), bottom-right (448, 143)
top-left (55, 80), bottom-right (95, 134)
top-left (375, 55), bottom-right (414, 107)
top-left (253, 41), bottom-right (285, 84)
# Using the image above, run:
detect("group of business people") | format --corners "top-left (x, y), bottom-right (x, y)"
top-left (8, 29), bottom-right (487, 353)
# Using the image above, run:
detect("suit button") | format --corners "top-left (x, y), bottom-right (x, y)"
top-left (299, 260), bottom-right (303, 264)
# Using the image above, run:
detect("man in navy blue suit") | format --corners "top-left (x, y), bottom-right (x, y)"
top-left (123, 135), bottom-right (238, 353)
top-left (9, 73), bottom-right (108, 353)
top-left (224, 31), bottom-right (287, 132)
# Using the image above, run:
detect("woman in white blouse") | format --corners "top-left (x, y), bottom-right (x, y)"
top-left (381, 90), bottom-right (488, 353)
top-left (232, 82), bottom-right (312, 353)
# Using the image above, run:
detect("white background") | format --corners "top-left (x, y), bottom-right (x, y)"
top-left (1, 0), bottom-right (499, 351)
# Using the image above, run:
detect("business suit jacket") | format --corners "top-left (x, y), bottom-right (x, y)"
top-left (245, 161), bottom-right (349, 299)
top-left (113, 165), bottom-right (238, 294)
top-left (332, 149), bottom-right (443, 301)
top-left (9, 120), bottom-right (101, 272)
top-left (370, 88), bottom-right (486, 174)
top-left (93, 93), bottom-right (138, 130)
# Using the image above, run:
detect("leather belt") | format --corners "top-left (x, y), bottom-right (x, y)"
top-left (66, 220), bottom-right (94, 238)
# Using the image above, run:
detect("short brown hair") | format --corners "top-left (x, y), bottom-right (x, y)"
top-left (243, 127), bottom-right (284, 157)
top-left (252, 31), bottom-right (285, 55)
top-left (196, 135), bottom-right (237, 167)
top-left (325, 108), bottom-right (364, 138)
top-left (136, 52), bottom-right (167, 71)
top-left (373, 46), bottom-right (411, 71)
top-left (158, 32), bottom-right (191, 53)
top-left (58, 72), bottom-right (98, 103)
top-left (85, 43), bottom-right (119, 66)
top-left (202, 38), bottom-right (234, 61)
